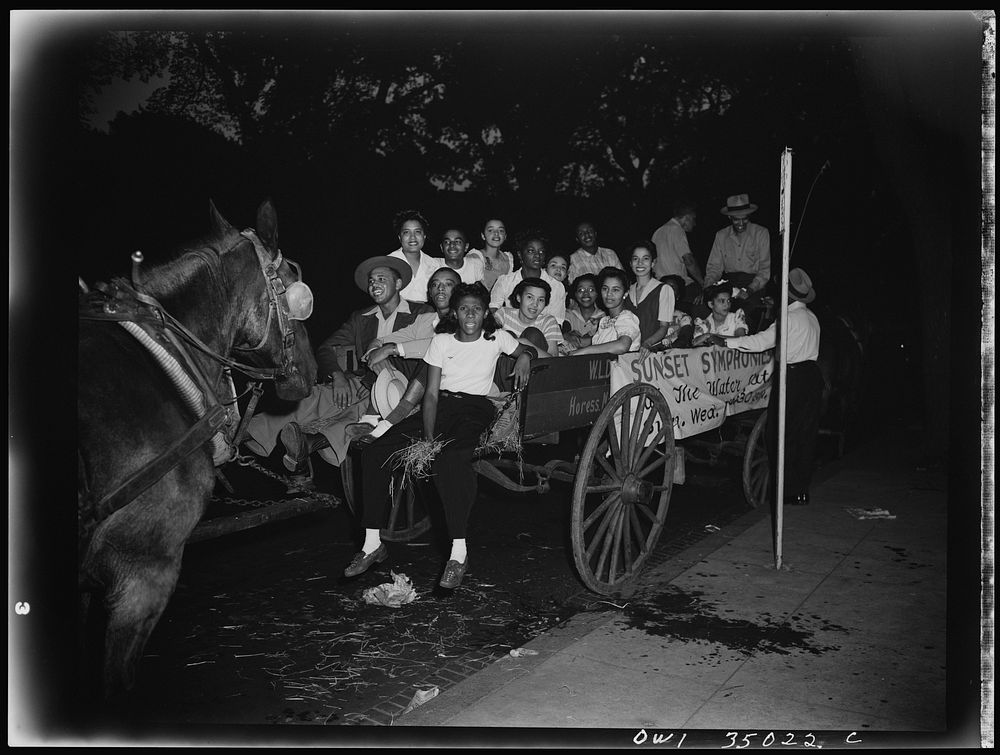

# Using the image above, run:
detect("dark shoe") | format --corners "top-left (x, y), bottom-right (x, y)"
top-left (439, 557), bottom-right (468, 589)
top-left (344, 543), bottom-right (388, 577)
top-left (279, 422), bottom-right (310, 472)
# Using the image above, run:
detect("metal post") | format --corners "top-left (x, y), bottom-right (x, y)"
top-left (776, 147), bottom-right (794, 570)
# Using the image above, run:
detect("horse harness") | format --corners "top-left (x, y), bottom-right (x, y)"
top-left (78, 229), bottom-right (314, 534)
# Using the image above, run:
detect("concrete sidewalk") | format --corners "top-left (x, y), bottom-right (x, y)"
top-left (397, 429), bottom-right (978, 745)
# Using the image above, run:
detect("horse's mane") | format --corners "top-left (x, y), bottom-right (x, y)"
top-left (141, 228), bottom-right (240, 301)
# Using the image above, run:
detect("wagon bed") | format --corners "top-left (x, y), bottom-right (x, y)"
top-left (338, 346), bottom-right (776, 595)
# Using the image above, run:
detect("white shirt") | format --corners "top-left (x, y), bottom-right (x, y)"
top-left (568, 246), bottom-right (621, 283)
top-left (593, 310), bottom-right (641, 350)
top-left (727, 301), bottom-right (820, 363)
top-left (651, 218), bottom-right (694, 284)
top-left (389, 248), bottom-right (446, 303)
top-left (360, 298), bottom-right (414, 339)
top-left (489, 269), bottom-right (567, 324)
top-left (628, 280), bottom-right (675, 322)
top-left (424, 330), bottom-right (521, 395)
top-left (447, 255), bottom-right (486, 284)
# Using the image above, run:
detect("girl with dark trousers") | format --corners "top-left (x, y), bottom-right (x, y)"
top-left (344, 283), bottom-right (536, 588)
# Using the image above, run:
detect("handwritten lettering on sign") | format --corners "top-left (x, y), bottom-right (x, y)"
top-left (615, 346), bottom-right (773, 440)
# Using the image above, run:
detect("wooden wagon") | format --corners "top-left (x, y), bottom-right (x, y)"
top-left (338, 346), bottom-right (776, 596)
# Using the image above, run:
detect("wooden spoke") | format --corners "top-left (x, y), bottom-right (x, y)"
top-left (628, 503), bottom-right (647, 552)
top-left (582, 490), bottom-right (621, 532)
top-left (588, 482), bottom-right (624, 494)
top-left (634, 424), bottom-right (670, 472)
top-left (741, 411), bottom-right (770, 509)
top-left (636, 453), bottom-right (666, 480)
top-left (593, 503), bottom-right (624, 581)
top-left (634, 501), bottom-right (659, 525)
top-left (604, 418), bottom-right (623, 476)
top-left (619, 395), bottom-right (632, 469)
top-left (594, 449), bottom-right (620, 485)
top-left (626, 398), bottom-right (653, 468)
top-left (621, 499), bottom-right (634, 570)
top-left (585, 496), bottom-right (621, 560)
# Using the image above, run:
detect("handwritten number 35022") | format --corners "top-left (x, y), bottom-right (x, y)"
top-left (723, 732), bottom-right (820, 748)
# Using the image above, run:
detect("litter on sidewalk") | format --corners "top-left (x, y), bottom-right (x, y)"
top-left (399, 687), bottom-right (439, 716)
top-left (362, 571), bottom-right (419, 607)
top-left (844, 507), bottom-right (897, 520)
top-left (509, 647), bottom-right (539, 658)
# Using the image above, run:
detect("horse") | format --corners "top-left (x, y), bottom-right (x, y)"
top-left (77, 199), bottom-right (317, 699)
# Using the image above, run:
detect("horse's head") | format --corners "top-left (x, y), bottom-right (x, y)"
top-left (215, 199), bottom-right (318, 401)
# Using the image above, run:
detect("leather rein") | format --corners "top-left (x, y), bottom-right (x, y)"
top-left (78, 229), bottom-right (306, 533)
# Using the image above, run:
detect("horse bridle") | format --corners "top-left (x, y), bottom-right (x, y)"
top-left (232, 228), bottom-right (314, 381)
top-left (77, 229), bottom-right (316, 531)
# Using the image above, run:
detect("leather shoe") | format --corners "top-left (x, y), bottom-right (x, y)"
top-left (279, 422), bottom-right (310, 472)
top-left (439, 557), bottom-right (469, 589)
top-left (344, 543), bottom-right (388, 577)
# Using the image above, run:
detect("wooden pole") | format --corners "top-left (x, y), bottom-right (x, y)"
top-left (775, 147), bottom-right (793, 570)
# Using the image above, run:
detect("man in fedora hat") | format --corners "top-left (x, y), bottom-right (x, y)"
top-left (704, 193), bottom-right (772, 326)
top-left (708, 268), bottom-right (822, 506)
top-left (349, 266), bottom-right (464, 441)
top-left (242, 255), bottom-right (431, 476)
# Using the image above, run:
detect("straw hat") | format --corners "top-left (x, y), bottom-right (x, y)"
top-left (720, 193), bottom-right (758, 218)
top-left (371, 365), bottom-right (411, 419)
top-left (354, 255), bottom-right (413, 293)
top-left (788, 268), bottom-right (816, 304)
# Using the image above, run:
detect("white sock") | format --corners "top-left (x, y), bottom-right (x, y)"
top-left (449, 538), bottom-right (467, 564)
top-left (362, 528), bottom-right (382, 554)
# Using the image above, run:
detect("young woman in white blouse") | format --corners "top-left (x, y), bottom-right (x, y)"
top-left (558, 267), bottom-right (640, 357)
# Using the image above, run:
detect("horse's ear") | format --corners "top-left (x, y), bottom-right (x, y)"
top-left (256, 199), bottom-right (279, 254)
top-left (208, 199), bottom-right (235, 237)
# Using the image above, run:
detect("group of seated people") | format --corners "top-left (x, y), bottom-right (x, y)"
top-left (245, 208), bottom-right (770, 473)
top-left (241, 208), bottom-right (772, 589)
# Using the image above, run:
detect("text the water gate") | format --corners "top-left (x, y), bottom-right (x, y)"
top-left (611, 346), bottom-right (773, 440)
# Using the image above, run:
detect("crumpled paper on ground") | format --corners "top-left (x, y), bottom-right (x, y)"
top-left (845, 507), bottom-right (897, 520)
top-left (399, 687), bottom-right (439, 716)
top-left (362, 571), bottom-right (419, 608)
top-left (509, 647), bottom-right (539, 658)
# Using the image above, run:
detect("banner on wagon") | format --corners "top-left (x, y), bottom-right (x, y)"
top-left (611, 346), bottom-right (773, 440)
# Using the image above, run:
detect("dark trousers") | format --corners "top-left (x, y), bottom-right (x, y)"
top-left (361, 393), bottom-right (495, 538)
top-left (766, 360), bottom-right (824, 499)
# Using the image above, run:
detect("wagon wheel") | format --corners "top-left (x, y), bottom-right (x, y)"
top-left (742, 410), bottom-right (770, 509)
top-left (571, 382), bottom-right (675, 595)
top-left (340, 452), bottom-right (431, 542)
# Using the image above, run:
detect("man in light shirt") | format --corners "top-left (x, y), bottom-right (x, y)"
top-left (709, 268), bottom-right (822, 506)
top-left (567, 220), bottom-right (621, 282)
top-left (651, 202), bottom-right (705, 303)
top-left (704, 193), bottom-right (771, 328)
top-left (439, 227), bottom-right (485, 284)
top-left (352, 267), bottom-right (463, 439)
